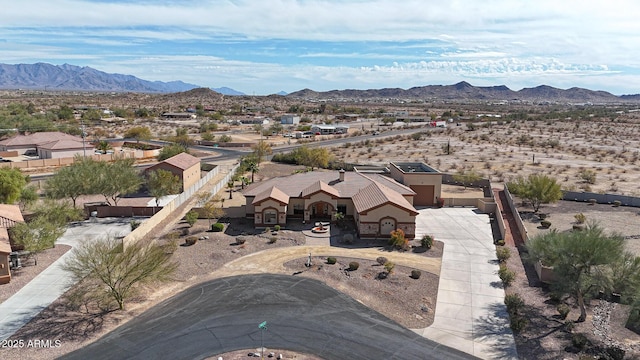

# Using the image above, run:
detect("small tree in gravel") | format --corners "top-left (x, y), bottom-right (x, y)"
top-left (376, 256), bottom-right (388, 266)
top-left (185, 210), bottom-right (198, 227)
top-left (63, 237), bottom-right (177, 310)
top-left (389, 229), bottom-right (408, 251)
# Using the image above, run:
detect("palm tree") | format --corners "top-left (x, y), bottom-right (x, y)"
top-left (247, 162), bottom-right (259, 183)
top-left (227, 180), bottom-right (234, 199)
top-left (96, 140), bottom-right (113, 154)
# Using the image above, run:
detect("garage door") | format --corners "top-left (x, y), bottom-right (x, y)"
top-left (411, 185), bottom-right (434, 206)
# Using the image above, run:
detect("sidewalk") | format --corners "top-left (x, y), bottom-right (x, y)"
top-left (0, 218), bottom-right (135, 341)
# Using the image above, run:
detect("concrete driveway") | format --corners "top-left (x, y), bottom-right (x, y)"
top-left (414, 208), bottom-right (518, 359)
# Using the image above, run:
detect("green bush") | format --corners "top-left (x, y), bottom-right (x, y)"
top-left (574, 212), bottom-right (586, 224)
top-left (384, 261), bottom-right (395, 274)
top-left (185, 210), bottom-right (198, 227)
top-left (235, 236), bottom-right (246, 245)
top-left (540, 220), bottom-right (552, 228)
top-left (505, 293), bottom-right (525, 315)
top-left (613, 200), bottom-right (622, 207)
top-left (496, 247), bottom-right (511, 263)
top-left (571, 333), bottom-right (589, 350)
top-left (348, 261), bottom-right (360, 271)
top-left (410, 269), bottom-right (422, 279)
top-left (130, 220), bottom-right (141, 231)
top-left (557, 304), bottom-right (570, 320)
top-left (376, 256), bottom-right (388, 266)
top-left (327, 257), bottom-right (337, 264)
top-left (498, 265), bottom-right (515, 287)
top-left (510, 316), bottom-right (528, 334)
top-left (268, 236), bottom-right (277, 244)
top-left (496, 239), bottom-right (505, 246)
top-left (420, 235), bottom-right (433, 249)
top-left (274, 224), bottom-right (281, 231)
top-left (211, 223), bottom-right (224, 232)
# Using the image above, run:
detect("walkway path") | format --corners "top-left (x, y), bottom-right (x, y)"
top-left (493, 189), bottom-right (526, 247)
top-left (0, 218), bottom-right (135, 341)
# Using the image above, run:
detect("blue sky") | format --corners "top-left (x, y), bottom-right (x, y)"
top-left (2, 0), bottom-right (640, 95)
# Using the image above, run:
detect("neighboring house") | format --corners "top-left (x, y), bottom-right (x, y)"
top-left (0, 204), bottom-right (25, 285)
top-left (162, 112), bottom-right (196, 119)
top-left (0, 131), bottom-right (88, 157)
top-left (310, 124), bottom-right (349, 135)
top-left (280, 114), bottom-right (300, 125)
top-left (145, 152), bottom-right (201, 192)
top-left (37, 139), bottom-right (93, 159)
top-left (242, 163), bottom-right (442, 239)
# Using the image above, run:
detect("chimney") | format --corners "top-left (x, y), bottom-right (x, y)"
top-left (339, 169), bottom-right (345, 182)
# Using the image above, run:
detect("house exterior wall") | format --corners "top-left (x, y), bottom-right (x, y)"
top-left (280, 115), bottom-right (300, 124)
top-left (149, 162), bottom-right (201, 192)
top-left (39, 148), bottom-right (91, 159)
top-left (254, 199), bottom-right (287, 226)
top-left (389, 165), bottom-right (442, 205)
top-left (357, 204), bottom-right (416, 239)
top-left (0, 253), bottom-right (10, 285)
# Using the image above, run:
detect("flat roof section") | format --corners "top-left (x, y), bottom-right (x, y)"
top-left (393, 162), bottom-right (439, 173)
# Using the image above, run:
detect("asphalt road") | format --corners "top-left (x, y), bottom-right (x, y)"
top-left (61, 274), bottom-right (477, 360)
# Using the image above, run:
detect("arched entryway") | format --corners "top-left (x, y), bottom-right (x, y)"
top-left (309, 201), bottom-right (333, 219)
top-left (380, 217), bottom-right (396, 236)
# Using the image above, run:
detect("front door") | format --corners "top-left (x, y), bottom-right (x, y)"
top-left (312, 202), bottom-right (330, 218)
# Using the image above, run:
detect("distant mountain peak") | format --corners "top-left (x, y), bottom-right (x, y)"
top-left (0, 62), bottom-right (200, 93)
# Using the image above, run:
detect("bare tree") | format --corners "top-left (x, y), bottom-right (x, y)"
top-left (63, 237), bottom-right (178, 310)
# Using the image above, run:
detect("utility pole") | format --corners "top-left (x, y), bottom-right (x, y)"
top-left (81, 121), bottom-right (87, 157)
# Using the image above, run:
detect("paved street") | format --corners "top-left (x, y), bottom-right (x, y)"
top-left (60, 274), bottom-right (477, 360)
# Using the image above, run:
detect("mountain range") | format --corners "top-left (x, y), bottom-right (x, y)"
top-left (288, 81), bottom-right (640, 103)
top-left (0, 63), bottom-right (245, 95)
top-left (1, 62), bottom-right (639, 103)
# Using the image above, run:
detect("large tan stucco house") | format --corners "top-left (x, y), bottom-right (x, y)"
top-left (0, 204), bottom-right (25, 285)
top-left (145, 152), bottom-right (201, 192)
top-left (242, 163), bottom-right (442, 239)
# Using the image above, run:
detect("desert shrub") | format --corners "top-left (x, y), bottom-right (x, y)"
top-left (384, 262), bottom-right (395, 274)
top-left (498, 265), bottom-right (515, 287)
top-left (326, 257), bottom-right (337, 264)
top-left (389, 229), bottom-right (409, 250)
top-left (571, 333), bottom-right (589, 350)
top-left (268, 237), bottom-right (277, 244)
top-left (510, 316), bottom-right (528, 334)
top-left (420, 235), bottom-right (433, 249)
top-left (348, 261), bottom-right (360, 271)
top-left (557, 304), bottom-right (571, 319)
top-left (264, 227), bottom-right (271, 233)
top-left (496, 247), bottom-right (511, 263)
top-left (235, 236), bottom-right (246, 245)
top-left (185, 210), bottom-right (198, 227)
top-left (130, 220), bottom-right (141, 231)
top-left (504, 293), bottom-right (525, 315)
top-left (376, 256), bottom-right (388, 266)
top-left (185, 236), bottom-right (198, 246)
top-left (496, 239), bottom-right (505, 246)
top-left (410, 269), bottom-right (422, 279)
top-left (613, 200), bottom-right (622, 207)
top-left (540, 220), bottom-right (551, 228)
top-left (274, 224), bottom-right (281, 231)
top-left (343, 233), bottom-right (354, 244)
top-left (574, 213), bottom-right (586, 224)
top-left (211, 222), bottom-right (224, 232)
top-left (588, 198), bottom-right (597, 205)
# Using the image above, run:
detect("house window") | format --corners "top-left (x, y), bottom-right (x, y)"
top-left (264, 210), bottom-right (277, 224)
top-left (337, 205), bottom-right (347, 215)
top-left (293, 204), bottom-right (304, 215)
